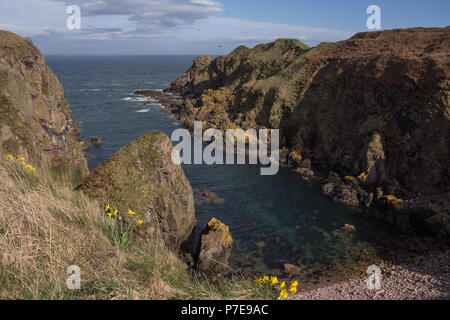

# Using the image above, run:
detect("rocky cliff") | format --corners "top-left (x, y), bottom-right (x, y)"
top-left (0, 31), bottom-right (88, 185)
top-left (79, 131), bottom-right (196, 250)
top-left (165, 28), bottom-right (450, 238)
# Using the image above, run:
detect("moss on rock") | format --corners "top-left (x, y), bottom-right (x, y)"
top-left (79, 131), bottom-right (196, 251)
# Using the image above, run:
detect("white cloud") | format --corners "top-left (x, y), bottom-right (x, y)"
top-left (0, 0), bottom-right (352, 54)
top-left (53, 0), bottom-right (225, 30)
top-left (175, 17), bottom-right (352, 45)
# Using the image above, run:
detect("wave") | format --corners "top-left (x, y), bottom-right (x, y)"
top-left (146, 103), bottom-right (164, 108)
top-left (122, 96), bottom-right (148, 102)
top-left (135, 109), bottom-right (150, 113)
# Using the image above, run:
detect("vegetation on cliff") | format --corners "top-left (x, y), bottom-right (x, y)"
top-left (0, 150), bottom-right (269, 299)
top-left (79, 131), bottom-right (196, 251)
top-left (0, 30), bottom-right (88, 186)
top-left (166, 27), bottom-right (450, 238)
top-left (0, 31), bottom-right (269, 300)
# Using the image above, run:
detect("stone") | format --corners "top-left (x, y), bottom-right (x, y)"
top-left (197, 218), bottom-right (233, 278)
top-left (284, 264), bottom-right (301, 275)
top-left (256, 241), bottom-right (265, 248)
top-left (79, 131), bottom-right (196, 251)
top-left (343, 224), bottom-right (356, 232)
top-left (322, 182), bottom-right (360, 207)
top-left (90, 137), bottom-right (102, 147)
top-left (0, 30), bottom-right (88, 186)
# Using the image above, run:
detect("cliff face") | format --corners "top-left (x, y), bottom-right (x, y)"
top-left (166, 28), bottom-right (450, 236)
top-left (0, 31), bottom-right (88, 185)
top-left (79, 131), bottom-right (196, 251)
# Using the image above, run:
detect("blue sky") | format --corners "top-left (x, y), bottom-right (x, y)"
top-left (0, 0), bottom-right (448, 55)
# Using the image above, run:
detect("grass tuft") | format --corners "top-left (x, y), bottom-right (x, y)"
top-left (0, 152), bottom-right (267, 300)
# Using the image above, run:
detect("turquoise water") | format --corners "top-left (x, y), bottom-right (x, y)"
top-left (48, 56), bottom-right (431, 284)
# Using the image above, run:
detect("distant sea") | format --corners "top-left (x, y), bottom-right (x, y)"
top-left (47, 55), bottom-right (428, 283)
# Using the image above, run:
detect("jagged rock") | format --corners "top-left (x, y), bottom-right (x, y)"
top-left (90, 137), bottom-right (102, 147)
top-left (197, 218), bottom-right (233, 278)
top-left (424, 213), bottom-right (450, 238)
top-left (322, 172), bottom-right (360, 207)
top-left (322, 182), bottom-right (360, 207)
top-left (256, 241), bottom-right (265, 248)
top-left (299, 158), bottom-right (311, 169)
top-left (364, 133), bottom-right (386, 185)
top-left (166, 55), bottom-right (212, 95)
top-left (194, 189), bottom-right (226, 206)
top-left (79, 131), bottom-right (196, 251)
top-left (165, 27), bottom-right (450, 236)
top-left (0, 31), bottom-right (88, 185)
top-left (284, 264), bottom-right (301, 275)
top-left (343, 224), bottom-right (356, 232)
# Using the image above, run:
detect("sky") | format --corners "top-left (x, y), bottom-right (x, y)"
top-left (0, 0), bottom-right (448, 55)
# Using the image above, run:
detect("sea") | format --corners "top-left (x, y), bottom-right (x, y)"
top-left (47, 55), bottom-right (431, 284)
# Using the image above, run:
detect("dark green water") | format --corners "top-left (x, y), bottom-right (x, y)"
top-left (48, 55), bottom-right (432, 284)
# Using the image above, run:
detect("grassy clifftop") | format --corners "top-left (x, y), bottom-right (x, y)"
top-left (0, 152), bottom-right (267, 299)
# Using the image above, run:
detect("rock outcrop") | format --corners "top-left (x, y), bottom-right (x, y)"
top-left (0, 31), bottom-right (88, 185)
top-left (165, 28), bottom-right (450, 238)
top-left (79, 131), bottom-right (196, 250)
top-left (197, 218), bottom-right (233, 278)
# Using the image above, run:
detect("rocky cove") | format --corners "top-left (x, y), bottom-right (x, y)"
top-left (145, 27), bottom-right (450, 242)
top-left (1, 27), bottom-right (448, 296)
top-left (132, 27), bottom-right (450, 283)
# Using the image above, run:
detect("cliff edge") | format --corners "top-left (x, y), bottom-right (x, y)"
top-left (166, 28), bottom-right (450, 238)
top-left (0, 30), bottom-right (88, 185)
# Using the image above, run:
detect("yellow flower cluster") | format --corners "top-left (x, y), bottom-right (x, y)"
top-left (357, 172), bottom-right (368, 182)
top-left (104, 205), bottom-right (143, 226)
top-left (255, 276), bottom-right (299, 300)
top-left (6, 155), bottom-right (36, 172)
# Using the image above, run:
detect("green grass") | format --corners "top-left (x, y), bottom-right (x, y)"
top-left (0, 151), bottom-right (270, 300)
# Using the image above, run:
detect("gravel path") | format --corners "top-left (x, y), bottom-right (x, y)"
top-left (291, 250), bottom-right (450, 300)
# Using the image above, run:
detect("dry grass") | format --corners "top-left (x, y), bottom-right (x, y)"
top-left (0, 153), bottom-right (267, 300)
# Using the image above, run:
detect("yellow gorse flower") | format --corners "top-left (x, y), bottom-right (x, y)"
top-left (128, 209), bottom-right (136, 215)
top-left (270, 276), bottom-right (278, 285)
top-left (7, 154), bottom-right (13, 160)
top-left (137, 220), bottom-right (143, 225)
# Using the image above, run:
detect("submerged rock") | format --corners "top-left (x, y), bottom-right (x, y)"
top-left (284, 264), bottom-right (301, 276)
top-left (194, 189), bottom-right (226, 207)
top-left (79, 131), bottom-right (196, 251)
top-left (197, 218), bottom-right (233, 278)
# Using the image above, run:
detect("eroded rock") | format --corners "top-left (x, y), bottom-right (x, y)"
top-left (0, 31), bottom-right (88, 185)
top-left (79, 131), bottom-right (196, 251)
top-left (197, 218), bottom-right (233, 278)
